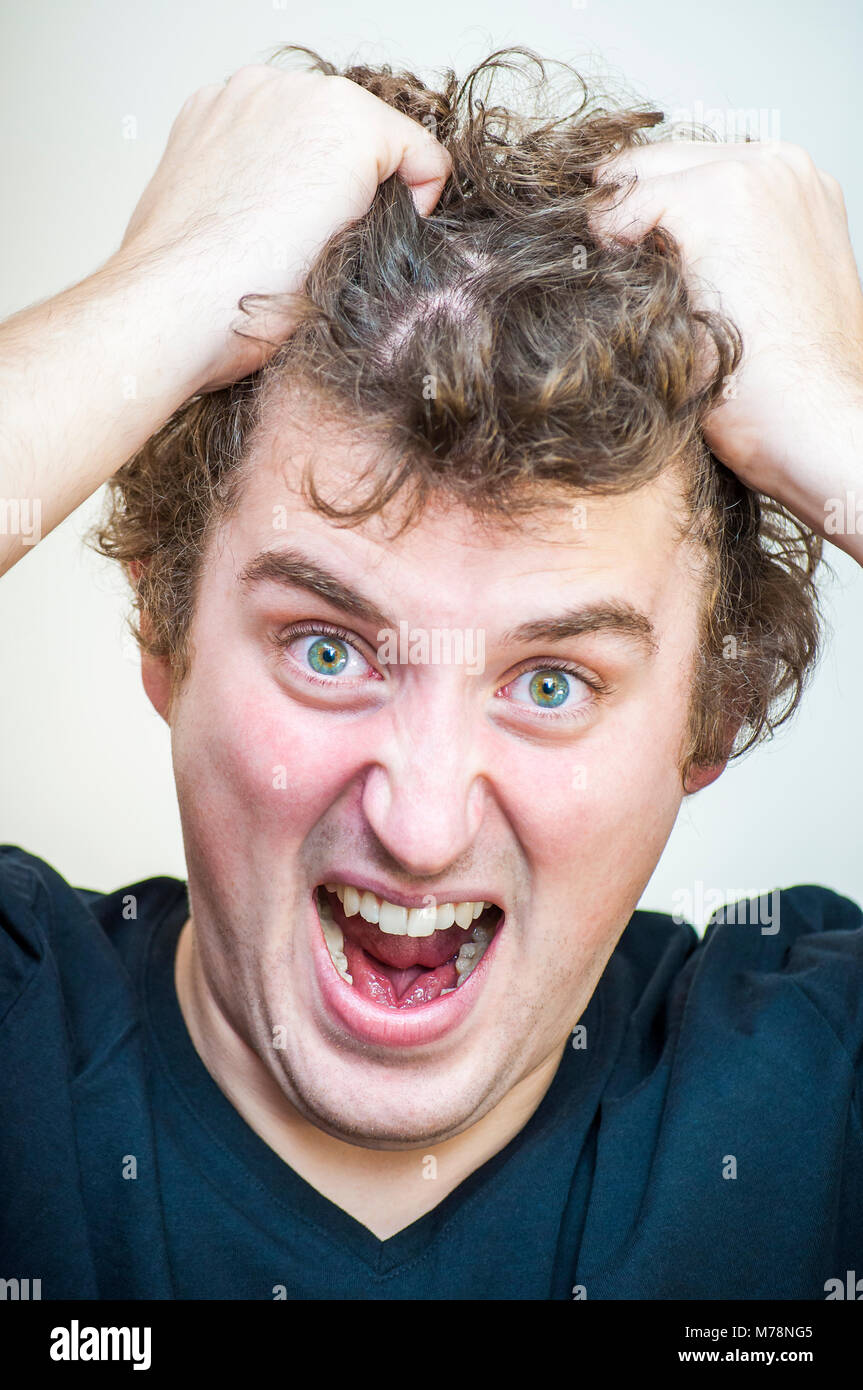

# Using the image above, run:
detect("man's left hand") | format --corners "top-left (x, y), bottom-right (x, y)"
top-left (591, 139), bottom-right (863, 564)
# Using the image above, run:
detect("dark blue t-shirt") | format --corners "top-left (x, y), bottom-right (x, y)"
top-left (1, 845), bottom-right (861, 1299)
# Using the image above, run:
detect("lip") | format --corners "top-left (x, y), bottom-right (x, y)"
top-left (319, 873), bottom-right (503, 913)
top-left (309, 889), bottom-right (504, 1048)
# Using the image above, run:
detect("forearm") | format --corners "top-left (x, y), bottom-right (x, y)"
top-left (0, 249), bottom-right (217, 576)
top-left (811, 401), bottom-right (863, 569)
top-left (762, 394), bottom-right (863, 569)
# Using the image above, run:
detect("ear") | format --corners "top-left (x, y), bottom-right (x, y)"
top-left (683, 759), bottom-right (728, 795)
top-left (141, 650), bottom-right (173, 724)
top-left (130, 560), bottom-right (173, 725)
top-left (682, 706), bottom-right (743, 794)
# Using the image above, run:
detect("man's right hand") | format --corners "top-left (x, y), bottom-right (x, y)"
top-left (115, 65), bottom-right (452, 390)
top-left (0, 63), bottom-right (451, 575)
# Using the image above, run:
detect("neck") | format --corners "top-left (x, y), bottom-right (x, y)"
top-left (174, 917), bottom-right (565, 1240)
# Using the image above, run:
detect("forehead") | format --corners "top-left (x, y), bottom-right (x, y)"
top-left (211, 387), bottom-right (704, 630)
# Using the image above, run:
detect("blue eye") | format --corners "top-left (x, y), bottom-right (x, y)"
top-left (279, 630), bottom-right (372, 683)
top-left (273, 623), bottom-right (384, 699)
top-left (500, 665), bottom-right (595, 719)
top-left (528, 670), bottom-right (570, 708)
top-left (307, 636), bottom-right (349, 675)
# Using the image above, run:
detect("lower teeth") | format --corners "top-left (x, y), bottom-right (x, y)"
top-left (317, 890), bottom-right (495, 994)
top-left (454, 921), bottom-right (494, 984)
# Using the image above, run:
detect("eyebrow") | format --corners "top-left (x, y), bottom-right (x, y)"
top-left (239, 546), bottom-right (658, 655)
top-left (503, 602), bottom-right (658, 655)
top-left (238, 548), bottom-right (392, 629)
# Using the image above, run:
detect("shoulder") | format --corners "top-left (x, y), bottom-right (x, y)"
top-left (0, 844), bottom-right (186, 1022)
top-left (694, 884), bottom-right (863, 1062)
top-left (623, 882), bottom-right (863, 990)
top-left (609, 884), bottom-right (863, 1074)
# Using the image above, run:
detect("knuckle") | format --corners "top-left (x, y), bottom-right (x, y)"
top-left (323, 73), bottom-right (364, 104)
top-left (710, 157), bottom-right (758, 195)
top-left (283, 70), bottom-right (351, 111)
top-left (225, 63), bottom-right (276, 88)
top-left (819, 169), bottom-right (844, 199)
top-left (181, 84), bottom-right (219, 109)
top-left (759, 138), bottom-right (817, 177)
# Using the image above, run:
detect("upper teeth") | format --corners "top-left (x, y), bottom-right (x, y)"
top-left (325, 883), bottom-right (494, 937)
top-left (318, 892), bottom-right (496, 989)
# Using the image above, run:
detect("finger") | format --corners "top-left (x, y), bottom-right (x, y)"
top-left (594, 135), bottom-right (838, 196)
top-left (394, 132), bottom-right (453, 216)
top-left (595, 140), bottom-right (760, 195)
top-left (589, 142), bottom-right (758, 245)
top-left (818, 168), bottom-right (847, 213)
top-left (222, 62), bottom-right (285, 90)
top-left (587, 167), bottom-right (696, 246)
top-left (376, 109), bottom-right (453, 216)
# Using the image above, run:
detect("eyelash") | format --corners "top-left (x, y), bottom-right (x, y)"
top-left (271, 622), bottom-right (613, 717)
top-left (500, 657), bottom-right (610, 725)
top-left (271, 621), bottom-right (376, 688)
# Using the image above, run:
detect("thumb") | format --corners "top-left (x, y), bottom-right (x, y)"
top-left (391, 123), bottom-right (453, 217)
top-left (587, 169), bottom-right (679, 247)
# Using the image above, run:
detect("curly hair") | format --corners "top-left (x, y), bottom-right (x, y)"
top-left (93, 45), bottom-right (824, 786)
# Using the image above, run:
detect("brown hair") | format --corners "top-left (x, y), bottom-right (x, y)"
top-left (94, 45), bottom-right (823, 785)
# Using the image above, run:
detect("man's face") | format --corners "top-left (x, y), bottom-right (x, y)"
top-left (157, 397), bottom-right (714, 1148)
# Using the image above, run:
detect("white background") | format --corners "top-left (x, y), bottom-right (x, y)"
top-left (1, 0), bottom-right (860, 925)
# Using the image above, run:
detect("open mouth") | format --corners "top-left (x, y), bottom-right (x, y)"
top-left (315, 884), bottom-right (504, 1010)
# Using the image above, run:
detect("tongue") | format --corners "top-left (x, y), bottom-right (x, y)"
top-left (386, 964), bottom-right (426, 997)
top-left (342, 934), bottom-right (459, 1008)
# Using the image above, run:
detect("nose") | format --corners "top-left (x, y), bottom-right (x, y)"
top-left (360, 682), bottom-right (488, 878)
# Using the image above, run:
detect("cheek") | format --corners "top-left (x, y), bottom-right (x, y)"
top-left (503, 702), bottom-right (684, 885)
top-left (499, 711), bottom-right (685, 999)
top-left (171, 656), bottom-right (373, 861)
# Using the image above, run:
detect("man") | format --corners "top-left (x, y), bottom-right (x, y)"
top-left (1, 46), bottom-right (861, 1299)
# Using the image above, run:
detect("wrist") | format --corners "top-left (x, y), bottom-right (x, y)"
top-left (729, 387), bottom-right (863, 567)
top-left (101, 233), bottom-right (301, 395)
top-left (94, 245), bottom-right (234, 401)
top-left (784, 396), bottom-right (863, 566)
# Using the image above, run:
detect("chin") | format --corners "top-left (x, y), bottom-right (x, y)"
top-left (275, 1054), bottom-right (502, 1149)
